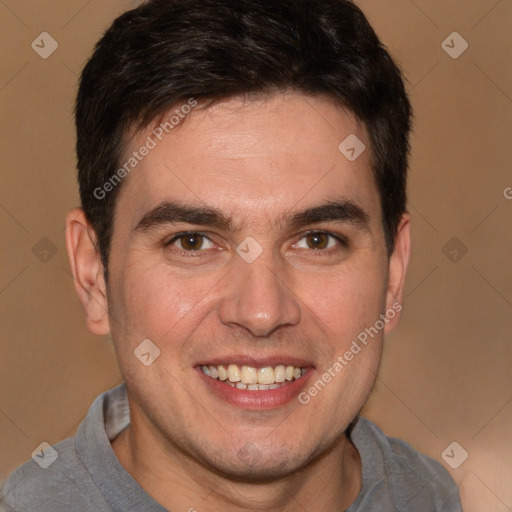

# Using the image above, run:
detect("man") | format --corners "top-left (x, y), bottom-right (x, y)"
top-left (2, 0), bottom-right (463, 510)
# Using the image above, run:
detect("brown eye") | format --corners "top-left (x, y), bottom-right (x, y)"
top-left (294, 231), bottom-right (345, 251)
top-left (305, 232), bottom-right (329, 249)
top-left (180, 234), bottom-right (204, 250)
top-left (168, 233), bottom-right (215, 251)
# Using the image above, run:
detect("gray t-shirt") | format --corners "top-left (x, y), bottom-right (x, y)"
top-left (1, 384), bottom-right (462, 511)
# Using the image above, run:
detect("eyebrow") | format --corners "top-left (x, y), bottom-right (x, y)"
top-left (134, 202), bottom-right (232, 232)
top-left (288, 200), bottom-right (370, 232)
top-left (133, 199), bottom-right (370, 233)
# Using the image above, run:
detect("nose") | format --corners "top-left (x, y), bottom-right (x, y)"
top-left (218, 255), bottom-right (301, 337)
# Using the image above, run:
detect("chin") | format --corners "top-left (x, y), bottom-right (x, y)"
top-left (193, 436), bottom-right (333, 484)
top-left (205, 454), bottom-right (302, 484)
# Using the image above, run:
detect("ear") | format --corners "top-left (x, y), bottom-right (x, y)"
top-left (384, 213), bottom-right (411, 333)
top-left (65, 208), bottom-right (111, 335)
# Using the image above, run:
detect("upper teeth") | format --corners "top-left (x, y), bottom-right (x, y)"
top-left (201, 364), bottom-right (304, 385)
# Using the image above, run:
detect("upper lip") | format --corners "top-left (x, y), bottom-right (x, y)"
top-left (195, 355), bottom-right (314, 368)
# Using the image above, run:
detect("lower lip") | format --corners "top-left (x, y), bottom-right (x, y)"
top-left (196, 367), bottom-right (314, 410)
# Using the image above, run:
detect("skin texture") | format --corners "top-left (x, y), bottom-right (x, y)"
top-left (66, 92), bottom-right (411, 511)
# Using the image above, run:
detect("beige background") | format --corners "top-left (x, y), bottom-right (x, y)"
top-left (1, 0), bottom-right (511, 510)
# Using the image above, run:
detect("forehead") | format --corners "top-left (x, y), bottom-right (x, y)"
top-left (115, 93), bottom-right (380, 230)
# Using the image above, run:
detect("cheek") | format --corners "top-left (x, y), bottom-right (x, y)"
top-left (110, 258), bottom-right (221, 344)
top-left (294, 260), bottom-right (387, 343)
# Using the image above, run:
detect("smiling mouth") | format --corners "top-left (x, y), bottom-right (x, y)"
top-left (200, 364), bottom-right (306, 391)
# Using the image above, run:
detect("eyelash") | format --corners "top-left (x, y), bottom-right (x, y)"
top-left (164, 230), bottom-right (348, 256)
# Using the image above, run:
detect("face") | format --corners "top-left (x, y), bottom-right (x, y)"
top-left (69, 92), bottom-right (409, 482)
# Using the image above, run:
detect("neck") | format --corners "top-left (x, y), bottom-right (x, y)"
top-left (112, 417), bottom-right (361, 512)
